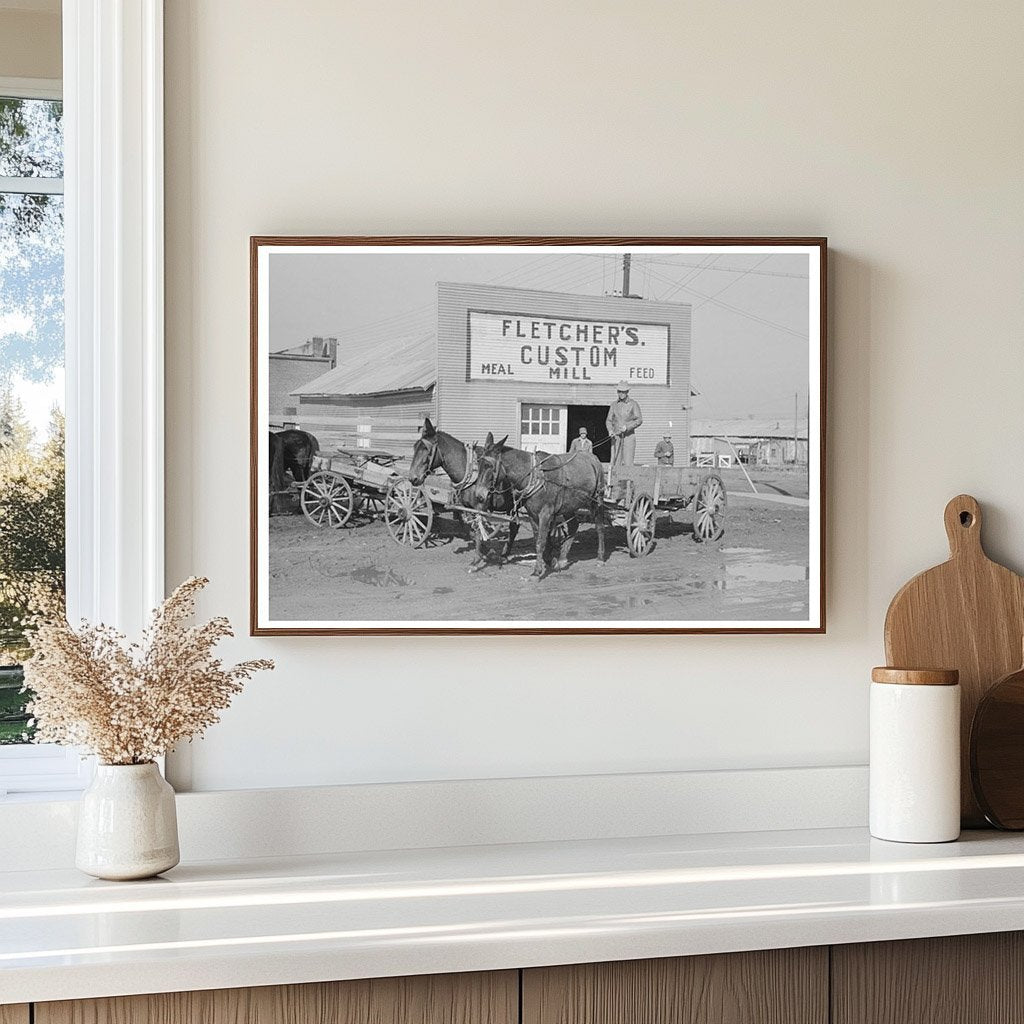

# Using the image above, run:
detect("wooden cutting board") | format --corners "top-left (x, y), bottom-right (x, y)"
top-left (884, 494), bottom-right (1024, 826)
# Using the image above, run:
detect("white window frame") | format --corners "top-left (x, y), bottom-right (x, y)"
top-left (0, 75), bottom-right (85, 796)
top-left (0, 0), bottom-right (164, 797)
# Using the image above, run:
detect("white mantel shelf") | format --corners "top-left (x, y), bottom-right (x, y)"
top-left (4, 827), bottom-right (1024, 1004)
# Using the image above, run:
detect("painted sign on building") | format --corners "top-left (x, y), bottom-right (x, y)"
top-left (467, 310), bottom-right (670, 386)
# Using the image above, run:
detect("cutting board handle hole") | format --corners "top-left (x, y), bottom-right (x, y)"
top-left (960, 511), bottom-right (974, 527)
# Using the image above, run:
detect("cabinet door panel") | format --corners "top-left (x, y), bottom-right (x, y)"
top-left (832, 932), bottom-right (1024, 1024)
top-left (523, 948), bottom-right (827, 1024)
top-left (36, 971), bottom-right (518, 1024)
top-left (0, 1007), bottom-right (29, 1024)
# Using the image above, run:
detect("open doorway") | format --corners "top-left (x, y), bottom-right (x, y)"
top-left (566, 404), bottom-right (611, 462)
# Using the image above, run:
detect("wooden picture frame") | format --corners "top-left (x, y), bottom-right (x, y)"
top-left (251, 237), bottom-right (826, 635)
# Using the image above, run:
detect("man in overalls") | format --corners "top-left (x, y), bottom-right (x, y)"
top-left (654, 433), bottom-right (675, 466)
top-left (606, 381), bottom-right (643, 467)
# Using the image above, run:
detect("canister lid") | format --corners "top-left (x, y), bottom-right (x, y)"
top-left (871, 667), bottom-right (959, 686)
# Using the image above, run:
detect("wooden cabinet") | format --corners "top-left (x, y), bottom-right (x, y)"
top-left (13, 933), bottom-right (1024, 1024)
top-left (832, 932), bottom-right (1024, 1024)
top-left (522, 948), bottom-right (828, 1024)
top-left (34, 972), bottom-right (517, 1024)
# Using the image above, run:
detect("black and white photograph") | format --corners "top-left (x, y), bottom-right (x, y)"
top-left (251, 238), bottom-right (825, 634)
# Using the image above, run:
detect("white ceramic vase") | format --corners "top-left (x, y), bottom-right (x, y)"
top-left (76, 762), bottom-right (180, 880)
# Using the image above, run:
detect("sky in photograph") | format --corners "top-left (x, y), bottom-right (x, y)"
top-left (268, 250), bottom-right (812, 424)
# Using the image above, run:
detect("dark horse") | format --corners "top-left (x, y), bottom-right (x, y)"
top-left (274, 428), bottom-right (319, 483)
top-left (268, 431), bottom-right (287, 513)
top-left (471, 433), bottom-right (609, 578)
top-left (408, 418), bottom-right (519, 569)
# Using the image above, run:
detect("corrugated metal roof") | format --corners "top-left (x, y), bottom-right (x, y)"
top-left (291, 334), bottom-right (436, 397)
top-left (692, 418), bottom-right (808, 440)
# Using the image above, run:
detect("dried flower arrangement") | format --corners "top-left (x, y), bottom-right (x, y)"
top-left (23, 577), bottom-right (273, 765)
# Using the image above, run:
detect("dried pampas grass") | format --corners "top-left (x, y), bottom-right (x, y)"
top-left (23, 577), bottom-right (273, 765)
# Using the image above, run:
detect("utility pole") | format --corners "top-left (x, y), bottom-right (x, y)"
top-left (621, 254), bottom-right (641, 299)
top-left (793, 392), bottom-right (799, 465)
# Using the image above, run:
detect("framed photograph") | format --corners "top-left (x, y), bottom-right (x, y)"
top-left (251, 237), bottom-right (826, 635)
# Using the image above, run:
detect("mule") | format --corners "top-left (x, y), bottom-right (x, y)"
top-left (471, 433), bottom-right (609, 578)
top-left (408, 418), bottom-right (519, 569)
top-left (275, 428), bottom-right (319, 483)
top-left (268, 431), bottom-right (287, 513)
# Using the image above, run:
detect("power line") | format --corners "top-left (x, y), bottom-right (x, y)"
top-left (319, 262), bottom-right (613, 355)
top-left (661, 253), bottom-right (719, 299)
top-left (645, 266), bottom-right (808, 340)
top-left (327, 251), bottom-right (807, 339)
top-left (282, 250), bottom-right (809, 347)
top-left (641, 256), bottom-right (809, 280)
top-left (688, 255), bottom-right (770, 310)
top-left (327, 251), bottom-right (572, 340)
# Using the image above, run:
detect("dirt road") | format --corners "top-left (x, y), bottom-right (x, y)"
top-left (267, 491), bottom-right (810, 624)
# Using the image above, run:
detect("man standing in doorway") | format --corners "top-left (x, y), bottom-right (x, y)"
top-left (654, 433), bottom-right (675, 466)
top-left (570, 426), bottom-right (593, 455)
top-left (606, 381), bottom-right (643, 466)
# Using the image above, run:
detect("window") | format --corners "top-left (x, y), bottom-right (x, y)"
top-left (520, 404), bottom-right (563, 437)
top-left (0, 5), bottom-right (166, 797)
top-left (0, 89), bottom-right (65, 730)
top-left (0, 81), bottom-right (79, 795)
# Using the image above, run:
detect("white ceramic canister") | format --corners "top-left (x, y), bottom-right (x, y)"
top-left (870, 667), bottom-right (961, 843)
top-left (76, 762), bottom-right (181, 880)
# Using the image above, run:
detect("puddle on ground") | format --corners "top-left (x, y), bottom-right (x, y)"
top-left (350, 565), bottom-right (411, 588)
top-left (433, 586), bottom-right (454, 595)
top-left (726, 562), bottom-right (808, 583)
top-left (719, 547), bottom-right (770, 555)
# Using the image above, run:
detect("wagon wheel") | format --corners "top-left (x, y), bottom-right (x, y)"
top-left (693, 473), bottom-right (727, 543)
top-left (385, 479), bottom-right (434, 548)
top-left (300, 471), bottom-right (354, 528)
top-left (626, 492), bottom-right (656, 557)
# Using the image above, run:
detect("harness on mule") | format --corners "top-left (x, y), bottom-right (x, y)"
top-left (487, 447), bottom-right (602, 521)
top-left (452, 442), bottom-right (478, 492)
top-left (423, 436), bottom-right (479, 496)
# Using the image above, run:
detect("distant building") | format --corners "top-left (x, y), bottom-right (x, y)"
top-left (269, 337), bottom-right (337, 424)
top-left (290, 334), bottom-right (435, 452)
top-left (690, 418), bottom-right (808, 467)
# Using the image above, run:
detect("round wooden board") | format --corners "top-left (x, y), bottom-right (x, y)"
top-left (971, 664), bottom-right (1024, 830)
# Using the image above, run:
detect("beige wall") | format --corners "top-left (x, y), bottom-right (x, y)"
top-left (164, 1), bottom-right (1024, 791)
top-left (0, 9), bottom-right (60, 80)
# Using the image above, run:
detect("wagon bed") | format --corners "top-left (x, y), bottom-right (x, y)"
top-left (297, 448), bottom-right (468, 546)
top-left (603, 462), bottom-right (727, 557)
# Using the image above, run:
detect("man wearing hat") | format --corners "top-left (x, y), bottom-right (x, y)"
top-left (654, 432), bottom-right (675, 466)
top-left (569, 426), bottom-right (593, 455)
top-left (606, 381), bottom-right (643, 466)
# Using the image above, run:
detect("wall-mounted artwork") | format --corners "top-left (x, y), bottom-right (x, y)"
top-left (250, 237), bottom-right (826, 635)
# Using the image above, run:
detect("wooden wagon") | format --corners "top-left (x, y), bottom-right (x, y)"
top-left (294, 446), bottom-right (456, 548)
top-left (603, 463), bottom-right (727, 557)
top-left (381, 460), bottom-right (729, 557)
top-left (294, 448), bottom-right (726, 559)
top-left (384, 460), bottom-right (729, 559)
